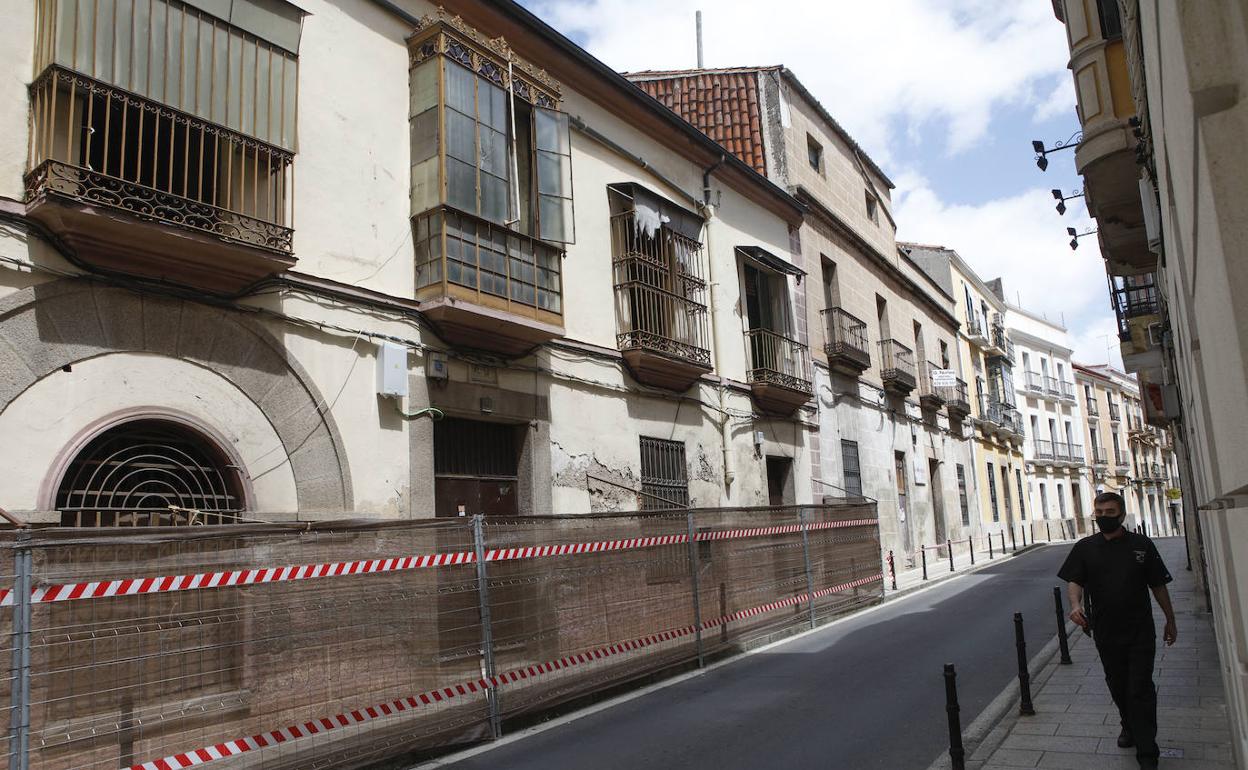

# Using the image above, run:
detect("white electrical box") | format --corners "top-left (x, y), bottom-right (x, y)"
top-left (753, 430), bottom-right (766, 448)
top-left (376, 342), bottom-right (409, 398)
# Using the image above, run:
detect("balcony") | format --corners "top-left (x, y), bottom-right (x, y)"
top-left (1068, 443), bottom-right (1085, 465)
top-left (1111, 273), bottom-right (1164, 378)
top-left (1054, 440), bottom-right (1072, 463)
top-left (821, 307), bottom-right (871, 377)
top-left (976, 396), bottom-right (1023, 442)
top-left (1114, 450), bottom-right (1131, 470)
top-left (1025, 371), bottom-right (1045, 394)
top-left (1044, 375), bottom-right (1063, 397)
top-left (1086, 399), bottom-right (1100, 417)
top-left (745, 329), bottom-right (813, 414)
top-left (1034, 439), bottom-right (1055, 462)
top-left (965, 313), bottom-right (989, 346)
top-left (1108, 403), bottom-right (1122, 422)
top-left (24, 68), bottom-right (295, 292)
top-left (919, 361), bottom-right (946, 412)
top-left (878, 339), bottom-right (917, 396)
top-left (608, 212), bottom-right (711, 389)
top-left (986, 324), bottom-right (1014, 363)
top-left (414, 208), bottom-right (565, 356)
top-left (1059, 380), bottom-right (1077, 402)
top-left (942, 378), bottom-right (972, 421)
top-left (1093, 447), bottom-right (1108, 466)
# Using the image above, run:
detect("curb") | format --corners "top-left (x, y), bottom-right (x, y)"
top-left (925, 617), bottom-right (1085, 770)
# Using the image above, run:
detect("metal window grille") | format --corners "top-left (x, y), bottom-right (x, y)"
top-left (956, 464), bottom-right (970, 527)
top-left (639, 436), bottom-right (689, 510)
top-left (841, 440), bottom-right (863, 498)
top-left (55, 419), bottom-right (244, 527)
top-left (986, 462), bottom-right (1000, 522)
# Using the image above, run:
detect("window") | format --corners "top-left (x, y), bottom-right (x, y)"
top-left (1001, 465), bottom-right (1013, 522)
top-left (865, 192), bottom-right (879, 224)
top-left (609, 184), bottom-right (709, 364)
top-left (939, 340), bottom-right (950, 369)
top-left (876, 295), bottom-right (890, 338)
top-left (27, 0), bottom-right (298, 241)
top-left (821, 257), bottom-right (839, 309)
top-left (1039, 483), bottom-right (1049, 519)
top-left (639, 437), bottom-right (689, 510)
top-left (956, 464), bottom-right (970, 526)
top-left (807, 134), bottom-right (823, 173)
top-left (1015, 469), bottom-right (1027, 519)
top-left (1057, 484), bottom-right (1067, 518)
top-left (841, 440), bottom-right (863, 497)
top-left (987, 462), bottom-right (1000, 522)
top-left (1096, 0), bottom-right (1123, 39)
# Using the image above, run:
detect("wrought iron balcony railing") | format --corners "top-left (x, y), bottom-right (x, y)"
top-left (1108, 403), bottom-right (1122, 422)
top-left (1034, 439), bottom-right (1055, 461)
top-left (1069, 443), bottom-right (1085, 464)
top-left (26, 67), bottom-right (295, 254)
top-left (1060, 380), bottom-right (1076, 400)
top-left (1044, 375), bottom-right (1062, 395)
top-left (1054, 441), bottom-right (1071, 462)
top-left (878, 339), bottom-right (917, 393)
top-left (745, 328), bottom-right (813, 395)
top-left (1110, 272), bottom-right (1161, 340)
top-left (920, 361), bottom-right (946, 407)
top-left (942, 377), bottom-right (971, 417)
top-left (821, 307), bottom-right (870, 374)
top-left (1086, 399), bottom-right (1100, 416)
top-left (1025, 371), bottom-right (1045, 392)
top-left (1093, 447), bottom-right (1108, 466)
top-left (1115, 449), bottom-right (1131, 468)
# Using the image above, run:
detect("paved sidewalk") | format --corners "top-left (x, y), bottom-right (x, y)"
top-left (885, 534), bottom-right (1058, 596)
top-left (968, 537), bottom-right (1234, 769)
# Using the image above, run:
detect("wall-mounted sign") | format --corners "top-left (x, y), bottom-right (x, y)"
top-left (931, 369), bottom-right (958, 388)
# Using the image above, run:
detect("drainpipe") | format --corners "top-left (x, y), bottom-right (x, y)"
top-left (700, 155), bottom-right (733, 492)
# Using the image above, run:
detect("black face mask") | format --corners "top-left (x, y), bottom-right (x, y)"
top-left (1095, 514), bottom-right (1124, 534)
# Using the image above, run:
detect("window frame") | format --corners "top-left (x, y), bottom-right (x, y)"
top-left (841, 440), bottom-right (863, 498)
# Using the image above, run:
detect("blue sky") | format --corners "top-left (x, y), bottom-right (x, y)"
top-left (520, 0), bottom-right (1122, 367)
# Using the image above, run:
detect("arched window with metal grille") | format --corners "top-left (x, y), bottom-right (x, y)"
top-left (55, 419), bottom-right (246, 527)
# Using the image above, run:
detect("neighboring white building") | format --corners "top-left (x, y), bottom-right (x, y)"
top-left (1005, 299), bottom-right (1091, 536)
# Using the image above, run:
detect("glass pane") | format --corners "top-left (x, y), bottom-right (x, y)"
top-left (54, 0), bottom-right (78, 69)
top-left (445, 61), bottom-right (475, 113)
top-left (534, 108), bottom-right (568, 153)
top-left (537, 150), bottom-right (570, 196)
top-left (95, 0), bottom-right (116, 82)
top-left (479, 79), bottom-right (508, 132)
top-left (539, 195), bottom-right (574, 243)
top-left (480, 127), bottom-right (508, 178)
top-left (410, 58), bottom-right (438, 116)
top-left (481, 173), bottom-right (508, 223)
top-left (448, 154), bottom-right (478, 213)
top-left (410, 108), bottom-right (439, 164)
top-left (445, 109), bottom-right (476, 163)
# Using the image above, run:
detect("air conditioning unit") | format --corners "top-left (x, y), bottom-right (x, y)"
top-left (1147, 322), bottom-right (1165, 348)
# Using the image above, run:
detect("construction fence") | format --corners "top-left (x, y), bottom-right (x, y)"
top-left (0, 501), bottom-right (880, 770)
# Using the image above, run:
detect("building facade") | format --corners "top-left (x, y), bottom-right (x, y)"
top-left (1006, 304), bottom-right (1091, 535)
top-left (628, 67), bottom-right (979, 564)
top-left (0, 0), bottom-right (826, 530)
top-left (1052, 0), bottom-right (1248, 758)
top-left (905, 245), bottom-right (1026, 539)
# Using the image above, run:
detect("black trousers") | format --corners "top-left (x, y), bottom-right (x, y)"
top-left (1095, 630), bottom-right (1159, 764)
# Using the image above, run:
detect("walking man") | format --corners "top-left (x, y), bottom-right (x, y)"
top-left (1058, 491), bottom-right (1177, 768)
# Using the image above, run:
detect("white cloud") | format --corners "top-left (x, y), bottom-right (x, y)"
top-left (527, 0), bottom-right (1072, 160)
top-left (894, 177), bottom-right (1122, 368)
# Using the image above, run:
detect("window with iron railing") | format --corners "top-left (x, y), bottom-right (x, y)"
top-left (639, 436), bottom-right (689, 510)
top-left (879, 339), bottom-right (916, 382)
top-left (27, 0), bottom-right (300, 251)
top-left (987, 462), bottom-right (999, 522)
top-left (956, 464), bottom-right (970, 527)
top-left (822, 307), bottom-right (870, 368)
top-left (841, 440), bottom-right (863, 498)
top-left (609, 185), bottom-right (709, 368)
top-left (1109, 273), bottom-right (1160, 339)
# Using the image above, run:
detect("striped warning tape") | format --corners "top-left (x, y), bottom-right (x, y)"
top-left (127, 572), bottom-right (883, 770)
top-left (0, 518), bottom-right (877, 608)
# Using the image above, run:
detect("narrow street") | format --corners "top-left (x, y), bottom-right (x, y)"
top-left (439, 540), bottom-right (1165, 770)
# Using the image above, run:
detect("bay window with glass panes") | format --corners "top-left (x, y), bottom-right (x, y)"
top-left (408, 17), bottom-right (574, 341)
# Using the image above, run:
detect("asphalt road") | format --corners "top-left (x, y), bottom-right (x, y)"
top-left (440, 542), bottom-right (1088, 770)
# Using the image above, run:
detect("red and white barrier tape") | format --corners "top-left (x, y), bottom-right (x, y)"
top-left (127, 572), bottom-right (883, 770)
top-left (1, 518), bottom-right (877, 608)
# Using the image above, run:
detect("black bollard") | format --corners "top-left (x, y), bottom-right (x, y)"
top-left (1010, 526), bottom-right (1017, 552)
top-left (922, 546), bottom-right (928, 581)
top-left (1014, 612), bottom-right (1036, 715)
top-left (888, 550), bottom-right (897, 590)
top-left (989, 535), bottom-right (994, 560)
top-left (1045, 521), bottom-right (1051, 542)
top-left (1000, 531), bottom-right (1006, 554)
top-left (1054, 587), bottom-right (1072, 665)
top-left (944, 663), bottom-right (966, 770)
top-left (948, 539), bottom-right (954, 572)
top-left (969, 536), bottom-right (975, 565)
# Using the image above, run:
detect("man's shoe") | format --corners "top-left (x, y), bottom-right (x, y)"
top-left (1138, 759), bottom-right (1158, 769)
top-left (1117, 727), bottom-right (1135, 748)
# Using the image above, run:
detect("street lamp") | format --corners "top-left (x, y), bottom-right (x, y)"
top-left (1051, 188), bottom-right (1084, 216)
top-left (1032, 131), bottom-right (1082, 171)
top-left (1067, 226), bottom-right (1098, 250)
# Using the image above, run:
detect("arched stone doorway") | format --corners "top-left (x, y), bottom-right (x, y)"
top-left (54, 417), bottom-right (248, 526)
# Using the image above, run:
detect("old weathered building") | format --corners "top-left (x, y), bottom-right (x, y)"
top-left (1051, 0), bottom-right (1248, 759)
top-left (0, 0), bottom-right (828, 527)
top-left (628, 67), bottom-right (979, 564)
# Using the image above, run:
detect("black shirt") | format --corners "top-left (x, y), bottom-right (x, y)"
top-left (1057, 530), bottom-right (1172, 644)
